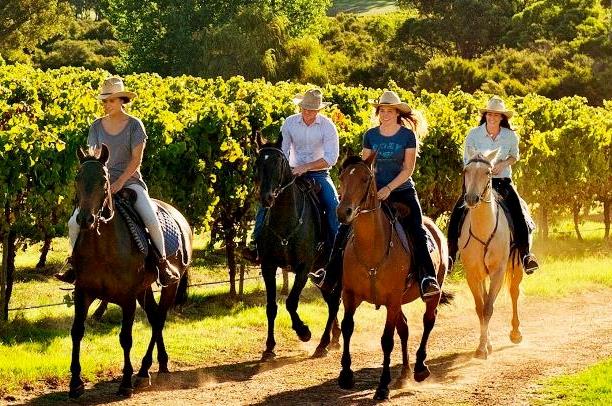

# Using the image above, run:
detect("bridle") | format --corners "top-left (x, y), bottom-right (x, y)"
top-left (340, 162), bottom-right (381, 219)
top-left (463, 157), bottom-right (493, 205)
top-left (257, 147), bottom-right (296, 208)
top-left (79, 160), bottom-right (115, 234)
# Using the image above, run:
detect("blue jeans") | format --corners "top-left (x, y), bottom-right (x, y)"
top-left (254, 171), bottom-right (340, 247)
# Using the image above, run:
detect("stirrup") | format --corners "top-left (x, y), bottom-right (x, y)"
top-left (421, 276), bottom-right (441, 299)
top-left (522, 253), bottom-right (539, 275)
top-left (308, 268), bottom-right (327, 288)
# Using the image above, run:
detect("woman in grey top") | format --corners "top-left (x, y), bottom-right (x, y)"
top-left (55, 77), bottom-right (180, 286)
top-left (447, 96), bottom-right (539, 274)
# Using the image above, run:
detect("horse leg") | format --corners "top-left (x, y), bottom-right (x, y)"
top-left (117, 301), bottom-right (137, 397)
top-left (374, 304), bottom-right (400, 400)
top-left (262, 264), bottom-right (278, 360)
top-left (338, 291), bottom-right (359, 390)
top-left (135, 288), bottom-right (159, 389)
top-left (395, 309), bottom-right (410, 386)
top-left (509, 264), bottom-right (523, 344)
top-left (286, 263), bottom-right (311, 342)
top-left (154, 283), bottom-right (178, 373)
top-left (414, 300), bottom-right (438, 382)
top-left (313, 285), bottom-right (341, 358)
top-left (92, 300), bottom-right (108, 321)
top-left (466, 275), bottom-right (487, 359)
top-left (482, 269), bottom-right (505, 356)
top-left (69, 289), bottom-right (93, 398)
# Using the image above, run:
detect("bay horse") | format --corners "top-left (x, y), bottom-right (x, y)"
top-left (336, 154), bottom-right (449, 400)
top-left (459, 149), bottom-right (523, 359)
top-left (68, 145), bottom-right (192, 398)
top-left (254, 138), bottom-right (340, 361)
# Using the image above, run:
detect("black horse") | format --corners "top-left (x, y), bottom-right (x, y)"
top-left (254, 138), bottom-right (341, 360)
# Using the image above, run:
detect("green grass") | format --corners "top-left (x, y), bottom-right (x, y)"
top-left (533, 359), bottom-right (612, 405)
top-left (0, 214), bottom-right (610, 398)
top-left (329, 0), bottom-right (398, 16)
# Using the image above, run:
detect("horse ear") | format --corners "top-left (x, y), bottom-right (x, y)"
top-left (484, 148), bottom-right (500, 163)
top-left (364, 150), bottom-right (377, 169)
top-left (77, 147), bottom-right (87, 163)
top-left (255, 129), bottom-right (266, 149)
top-left (98, 144), bottom-right (109, 165)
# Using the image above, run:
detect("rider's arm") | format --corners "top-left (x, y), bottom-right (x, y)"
top-left (111, 143), bottom-right (144, 193)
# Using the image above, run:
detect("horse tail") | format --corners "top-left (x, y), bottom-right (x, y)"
top-left (439, 290), bottom-right (454, 306)
top-left (175, 268), bottom-right (189, 306)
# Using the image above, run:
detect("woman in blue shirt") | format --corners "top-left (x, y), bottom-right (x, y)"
top-left (310, 90), bottom-right (440, 301)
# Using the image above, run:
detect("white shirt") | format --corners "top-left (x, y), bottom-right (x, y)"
top-left (464, 124), bottom-right (520, 178)
top-left (281, 113), bottom-right (339, 168)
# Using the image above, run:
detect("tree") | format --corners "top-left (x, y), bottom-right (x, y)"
top-left (0, 0), bottom-right (71, 62)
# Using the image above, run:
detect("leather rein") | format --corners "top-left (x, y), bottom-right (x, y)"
top-left (80, 160), bottom-right (115, 235)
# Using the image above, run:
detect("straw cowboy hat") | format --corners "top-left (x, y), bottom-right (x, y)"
top-left (293, 89), bottom-right (331, 110)
top-left (369, 90), bottom-right (411, 114)
top-left (97, 77), bottom-right (137, 101)
top-left (479, 96), bottom-right (514, 119)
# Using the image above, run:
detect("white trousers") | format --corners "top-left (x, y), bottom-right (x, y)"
top-left (68, 184), bottom-right (166, 257)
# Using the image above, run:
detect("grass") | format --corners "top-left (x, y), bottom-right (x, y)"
top-left (329, 0), bottom-right (398, 16)
top-left (533, 359), bottom-right (612, 405)
top-left (0, 215), bottom-right (610, 398)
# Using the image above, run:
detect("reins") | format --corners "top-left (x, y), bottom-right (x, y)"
top-left (80, 160), bottom-right (115, 235)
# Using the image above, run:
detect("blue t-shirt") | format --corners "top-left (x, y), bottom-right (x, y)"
top-left (363, 126), bottom-right (417, 191)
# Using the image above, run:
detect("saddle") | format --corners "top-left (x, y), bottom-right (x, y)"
top-left (114, 189), bottom-right (188, 265)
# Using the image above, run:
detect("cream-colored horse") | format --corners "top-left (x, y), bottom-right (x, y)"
top-left (459, 149), bottom-right (523, 359)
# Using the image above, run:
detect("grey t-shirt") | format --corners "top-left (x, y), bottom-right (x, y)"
top-left (87, 116), bottom-right (148, 189)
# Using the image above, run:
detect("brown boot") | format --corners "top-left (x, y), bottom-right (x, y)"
top-left (240, 245), bottom-right (260, 265)
top-left (54, 257), bottom-right (76, 284)
top-left (157, 257), bottom-right (180, 287)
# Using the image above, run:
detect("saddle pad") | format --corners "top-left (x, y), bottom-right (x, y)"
top-left (114, 197), bottom-right (182, 259)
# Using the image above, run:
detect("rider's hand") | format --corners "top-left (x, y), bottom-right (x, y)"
top-left (291, 165), bottom-right (309, 176)
top-left (492, 161), bottom-right (505, 176)
top-left (377, 185), bottom-right (392, 200)
top-left (110, 179), bottom-right (126, 194)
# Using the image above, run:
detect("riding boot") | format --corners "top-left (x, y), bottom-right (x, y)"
top-left (309, 224), bottom-right (350, 294)
top-left (54, 257), bottom-right (76, 284)
top-left (240, 244), bottom-right (260, 265)
top-left (520, 247), bottom-right (539, 274)
top-left (416, 255), bottom-right (441, 302)
top-left (157, 257), bottom-right (180, 287)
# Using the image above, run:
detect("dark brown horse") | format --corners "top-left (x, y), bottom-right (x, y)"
top-left (336, 154), bottom-right (450, 400)
top-left (68, 145), bottom-right (192, 398)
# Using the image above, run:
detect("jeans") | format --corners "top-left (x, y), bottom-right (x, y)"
top-left (253, 170), bottom-right (340, 247)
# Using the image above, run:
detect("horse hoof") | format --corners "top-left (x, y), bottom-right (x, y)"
top-left (510, 330), bottom-right (523, 344)
top-left (296, 325), bottom-right (312, 342)
top-left (373, 387), bottom-right (389, 400)
top-left (68, 384), bottom-right (85, 399)
top-left (474, 349), bottom-right (488, 360)
top-left (158, 365), bottom-right (170, 374)
top-left (134, 374), bottom-right (151, 390)
top-left (338, 369), bottom-right (354, 389)
top-left (261, 350), bottom-right (276, 361)
top-left (414, 367), bottom-right (431, 382)
top-left (117, 385), bottom-right (134, 397)
top-left (329, 341), bottom-right (341, 351)
top-left (312, 347), bottom-right (328, 358)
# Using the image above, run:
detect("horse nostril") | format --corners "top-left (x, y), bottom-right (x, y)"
top-left (345, 207), bottom-right (353, 217)
top-left (86, 214), bottom-right (95, 226)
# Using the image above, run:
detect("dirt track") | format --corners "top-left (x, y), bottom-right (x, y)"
top-left (22, 288), bottom-right (612, 405)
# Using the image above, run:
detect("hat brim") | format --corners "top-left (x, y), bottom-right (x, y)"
top-left (98, 91), bottom-right (137, 101)
top-left (479, 108), bottom-right (513, 119)
top-left (369, 100), bottom-right (412, 114)
top-left (293, 95), bottom-right (331, 110)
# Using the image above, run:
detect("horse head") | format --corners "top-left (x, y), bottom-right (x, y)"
top-left (75, 144), bottom-right (113, 230)
top-left (337, 152), bottom-right (378, 224)
top-left (254, 139), bottom-right (293, 208)
top-left (463, 148), bottom-right (499, 208)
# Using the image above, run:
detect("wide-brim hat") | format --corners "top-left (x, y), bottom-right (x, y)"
top-left (479, 96), bottom-right (513, 119)
top-left (369, 90), bottom-right (411, 114)
top-left (97, 77), bottom-right (137, 101)
top-left (293, 89), bottom-right (331, 110)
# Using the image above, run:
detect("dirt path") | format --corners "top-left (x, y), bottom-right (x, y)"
top-left (22, 288), bottom-right (612, 405)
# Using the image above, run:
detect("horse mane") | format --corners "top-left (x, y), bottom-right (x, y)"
top-left (341, 155), bottom-right (364, 170)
